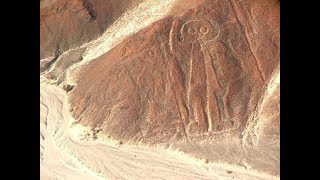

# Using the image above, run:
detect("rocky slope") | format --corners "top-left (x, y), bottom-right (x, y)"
top-left (40, 0), bottom-right (143, 69)
top-left (40, 0), bottom-right (280, 178)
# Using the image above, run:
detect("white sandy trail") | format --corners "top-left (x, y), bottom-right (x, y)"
top-left (40, 82), bottom-right (278, 180)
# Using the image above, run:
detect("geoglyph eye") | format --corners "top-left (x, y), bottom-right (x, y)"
top-left (200, 27), bottom-right (209, 34)
top-left (187, 27), bottom-right (196, 35)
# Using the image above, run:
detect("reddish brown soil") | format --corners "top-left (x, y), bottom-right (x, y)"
top-left (68, 0), bottom-right (279, 144)
top-left (40, 0), bottom-right (143, 60)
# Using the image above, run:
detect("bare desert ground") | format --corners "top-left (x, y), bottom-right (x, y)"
top-left (40, 0), bottom-right (279, 179)
top-left (40, 82), bottom-right (278, 179)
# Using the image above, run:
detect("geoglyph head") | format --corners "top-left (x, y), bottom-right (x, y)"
top-left (179, 19), bottom-right (219, 43)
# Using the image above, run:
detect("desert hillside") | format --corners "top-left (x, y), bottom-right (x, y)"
top-left (40, 0), bottom-right (280, 179)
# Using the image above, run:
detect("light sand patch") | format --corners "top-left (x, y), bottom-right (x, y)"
top-left (241, 67), bottom-right (280, 147)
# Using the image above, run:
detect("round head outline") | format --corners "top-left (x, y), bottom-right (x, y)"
top-left (179, 19), bottom-right (219, 43)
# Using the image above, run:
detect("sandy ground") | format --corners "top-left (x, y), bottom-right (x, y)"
top-left (40, 81), bottom-right (278, 179)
